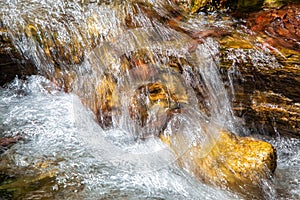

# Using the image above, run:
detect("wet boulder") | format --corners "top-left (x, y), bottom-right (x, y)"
top-left (124, 71), bottom-right (277, 197)
top-left (220, 44), bottom-right (300, 137)
top-left (160, 129), bottom-right (277, 198)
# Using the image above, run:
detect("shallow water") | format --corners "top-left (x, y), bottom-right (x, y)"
top-left (0, 0), bottom-right (299, 199)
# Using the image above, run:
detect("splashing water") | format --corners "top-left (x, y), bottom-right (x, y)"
top-left (0, 0), bottom-right (299, 199)
top-left (0, 76), bottom-right (240, 199)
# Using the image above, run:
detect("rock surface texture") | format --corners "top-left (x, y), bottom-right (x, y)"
top-left (219, 3), bottom-right (300, 137)
top-left (160, 130), bottom-right (277, 197)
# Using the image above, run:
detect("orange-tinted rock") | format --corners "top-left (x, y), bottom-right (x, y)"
top-left (246, 3), bottom-right (300, 52)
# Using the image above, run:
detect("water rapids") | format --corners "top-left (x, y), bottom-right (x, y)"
top-left (0, 0), bottom-right (299, 199)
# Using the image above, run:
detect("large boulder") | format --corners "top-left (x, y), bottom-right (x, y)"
top-left (125, 75), bottom-right (277, 196)
top-left (160, 129), bottom-right (276, 197)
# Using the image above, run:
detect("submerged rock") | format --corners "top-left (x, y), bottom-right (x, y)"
top-left (0, 158), bottom-right (83, 199)
top-left (0, 136), bottom-right (23, 154)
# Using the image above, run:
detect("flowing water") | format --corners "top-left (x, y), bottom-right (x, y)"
top-left (0, 0), bottom-right (299, 199)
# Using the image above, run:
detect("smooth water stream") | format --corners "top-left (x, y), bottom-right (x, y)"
top-left (0, 0), bottom-right (299, 199)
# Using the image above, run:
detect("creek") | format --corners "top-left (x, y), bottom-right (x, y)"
top-left (0, 1), bottom-right (299, 199)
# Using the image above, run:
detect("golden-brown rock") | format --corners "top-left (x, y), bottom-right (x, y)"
top-left (219, 32), bottom-right (300, 137)
top-left (250, 91), bottom-right (300, 135)
top-left (94, 75), bottom-right (119, 127)
top-left (128, 72), bottom-right (190, 131)
top-left (160, 129), bottom-right (277, 197)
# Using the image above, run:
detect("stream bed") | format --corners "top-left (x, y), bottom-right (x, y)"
top-left (0, 76), bottom-right (299, 199)
top-left (0, 0), bottom-right (300, 199)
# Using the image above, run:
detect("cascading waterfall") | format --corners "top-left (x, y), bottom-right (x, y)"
top-left (0, 0), bottom-right (299, 200)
